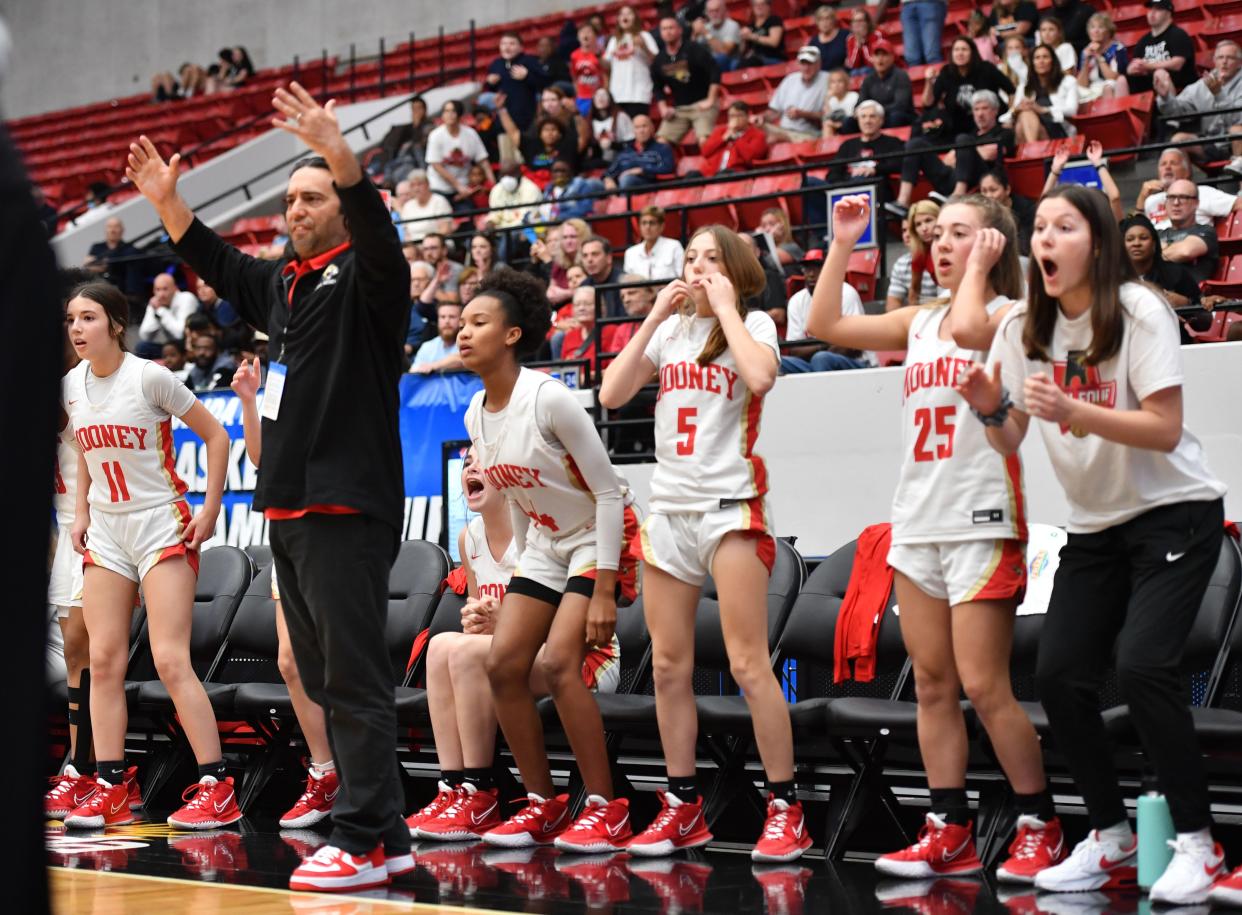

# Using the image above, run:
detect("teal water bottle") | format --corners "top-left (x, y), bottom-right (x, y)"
top-left (1137, 777), bottom-right (1175, 891)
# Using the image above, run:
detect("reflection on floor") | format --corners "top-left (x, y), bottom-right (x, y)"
top-left (47, 814), bottom-right (1150, 915)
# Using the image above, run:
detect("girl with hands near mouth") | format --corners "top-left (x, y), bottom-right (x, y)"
top-left (810, 195), bottom-right (1064, 885)
top-left (960, 185), bottom-right (1229, 906)
top-left (600, 227), bottom-right (809, 863)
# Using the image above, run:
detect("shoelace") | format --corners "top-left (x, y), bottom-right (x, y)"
top-left (571, 804), bottom-right (608, 832)
top-left (908, 813), bottom-right (947, 851)
top-left (1163, 834), bottom-right (1216, 872)
top-left (418, 788), bottom-right (454, 817)
top-left (646, 802), bottom-right (680, 835)
top-left (293, 775), bottom-right (323, 807)
top-left (180, 780), bottom-right (223, 811)
top-left (1011, 828), bottom-right (1044, 860)
top-left (306, 844), bottom-right (347, 866)
top-left (1065, 831), bottom-right (1112, 866)
top-left (508, 797), bottom-right (550, 826)
top-left (763, 807), bottom-right (791, 840)
top-left (439, 790), bottom-right (477, 819)
top-left (47, 774), bottom-right (77, 797)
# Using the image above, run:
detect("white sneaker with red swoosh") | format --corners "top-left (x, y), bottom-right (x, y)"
top-left (1149, 835), bottom-right (1227, 905)
top-left (554, 795), bottom-right (634, 854)
top-left (1032, 829), bottom-right (1137, 894)
top-left (288, 844), bottom-right (389, 892)
top-left (875, 813), bottom-right (982, 877)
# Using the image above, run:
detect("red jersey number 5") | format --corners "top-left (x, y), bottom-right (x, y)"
top-left (913, 406), bottom-right (956, 462)
top-left (676, 407), bottom-right (698, 456)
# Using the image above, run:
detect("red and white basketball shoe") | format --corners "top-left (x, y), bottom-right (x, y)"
top-left (167, 775), bottom-right (243, 830)
top-left (752, 796), bottom-right (813, 863)
top-left (875, 813), bottom-right (982, 878)
top-left (996, 815), bottom-right (1066, 884)
top-left (46, 765), bottom-right (97, 820)
top-left (64, 778), bottom-right (135, 829)
top-left (289, 844), bottom-right (389, 892)
top-left (279, 768), bottom-right (339, 828)
top-left (554, 795), bottom-right (633, 853)
top-left (628, 791), bottom-right (713, 857)
top-left (405, 780), bottom-right (457, 836)
top-left (482, 793), bottom-right (571, 848)
top-left (417, 784), bottom-right (503, 841)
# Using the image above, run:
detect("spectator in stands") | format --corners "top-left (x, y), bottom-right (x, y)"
top-left (195, 277), bottom-right (239, 331)
top-left (1077, 13), bottom-right (1130, 103)
top-left (1044, 141), bottom-right (1123, 221)
top-left (1156, 41), bottom-right (1242, 169)
top-left (756, 206), bottom-right (804, 274)
top-left (822, 68), bottom-right (859, 136)
top-left (1010, 44), bottom-right (1079, 142)
top-left (739, 0), bottom-right (786, 68)
top-left (844, 9), bottom-right (879, 76)
top-left (1038, 16), bottom-right (1078, 75)
top-left (624, 205), bottom-right (686, 279)
top-left (405, 261), bottom-right (435, 354)
top-left (762, 46), bottom-right (829, 143)
top-left (890, 89), bottom-right (1015, 218)
top-left (988, 0), bottom-right (1039, 47)
top-left (468, 233), bottom-right (498, 275)
top-left (919, 38), bottom-right (1016, 141)
top-left (825, 100), bottom-right (904, 201)
top-left (901, 0), bottom-right (947, 68)
top-left (982, 167), bottom-right (1037, 254)
top-left (571, 23), bottom-right (606, 117)
top-left (161, 340), bottom-right (190, 381)
top-left (532, 219), bottom-right (587, 304)
top-left (780, 249), bottom-right (870, 373)
top-left (1122, 212), bottom-right (1202, 307)
top-left (652, 15), bottom-right (722, 146)
top-left (699, 100), bottom-right (769, 175)
top-left (581, 235), bottom-right (626, 316)
top-left (809, 5), bottom-right (848, 71)
top-left (589, 88), bottom-right (635, 165)
top-left (1139, 147), bottom-right (1242, 228)
top-left (419, 233), bottom-right (464, 303)
top-left (1051, 0), bottom-right (1094, 53)
top-left (692, 0), bottom-right (742, 72)
top-left (33, 185), bottom-right (58, 237)
top-left (886, 206), bottom-right (948, 310)
top-left (606, 274), bottom-right (657, 354)
top-left (538, 159), bottom-right (604, 222)
top-left (457, 267), bottom-right (482, 306)
top-left (534, 35), bottom-right (572, 91)
top-left (905, 201), bottom-right (941, 307)
top-left (186, 333), bottom-right (236, 392)
top-left (409, 302), bottom-right (465, 374)
top-left (372, 96), bottom-right (432, 186)
top-left (483, 162), bottom-right (542, 245)
top-left (482, 33), bottom-right (547, 132)
top-left (137, 272), bottom-right (198, 358)
top-left (151, 61), bottom-right (210, 103)
top-left (83, 217), bottom-right (143, 297)
top-left (605, 6), bottom-right (661, 119)
top-left (1127, 0), bottom-right (1196, 97)
top-left (498, 91), bottom-right (583, 175)
top-left (967, 12), bottom-right (997, 64)
top-left (215, 47), bottom-right (255, 88)
top-left (462, 163), bottom-right (493, 214)
top-left (1160, 179), bottom-right (1221, 284)
top-left (560, 286), bottom-right (600, 371)
top-left (739, 230), bottom-right (790, 314)
top-left (398, 169), bottom-right (454, 243)
top-left (426, 100), bottom-right (494, 212)
top-left (854, 40), bottom-right (914, 128)
top-left (999, 36), bottom-right (1032, 103)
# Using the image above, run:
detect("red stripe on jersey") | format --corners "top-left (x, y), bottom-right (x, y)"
top-left (1004, 453), bottom-right (1028, 541)
top-left (741, 391), bottom-right (768, 496)
top-left (83, 550), bottom-right (100, 568)
top-left (563, 453), bottom-right (591, 495)
top-left (753, 532), bottom-right (777, 575)
top-left (619, 505), bottom-right (641, 605)
top-left (159, 419), bottom-right (189, 497)
top-left (971, 540), bottom-right (1026, 603)
top-left (153, 543), bottom-right (199, 576)
top-left (170, 499), bottom-right (193, 539)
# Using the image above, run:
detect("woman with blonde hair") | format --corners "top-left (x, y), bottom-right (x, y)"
top-left (906, 200), bottom-right (942, 308)
top-left (601, 225), bottom-right (811, 862)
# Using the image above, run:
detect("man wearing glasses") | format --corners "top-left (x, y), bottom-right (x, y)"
top-left (622, 205), bottom-right (685, 280)
top-left (1160, 179), bottom-right (1221, 285)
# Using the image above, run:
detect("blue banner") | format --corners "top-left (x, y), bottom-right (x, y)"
top-left (171, 373), bottom-right (484, 549)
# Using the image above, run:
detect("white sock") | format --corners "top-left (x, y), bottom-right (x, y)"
top-left (1098, 821), bottom-right (1134, 846)
top-left (1176, 828), bottom-right (1214, 852)
top-left (310, 759), bottom-right (335, 778)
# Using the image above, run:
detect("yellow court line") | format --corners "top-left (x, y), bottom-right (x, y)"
top-left (50, 866), bottom-right (512, 915)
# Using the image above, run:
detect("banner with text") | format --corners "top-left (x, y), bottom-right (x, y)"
top-left (171, 373), bottom-right (484, 550)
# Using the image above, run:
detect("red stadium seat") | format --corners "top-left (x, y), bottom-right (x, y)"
top-left (1218, 210), bottom-right (1242, 256)
top-left (1201, 254), bottom-right (1242, 296)
top-left (687, 180), bottom-right (743, 232)
top-left (653, 188), bottom-right (703, 240)
top-left (677, 155), bottom-right (707, 177)
top-left (846, 249), bottom-right (881, 301)
top-left (1006, 136), bottom-right (1085, 200)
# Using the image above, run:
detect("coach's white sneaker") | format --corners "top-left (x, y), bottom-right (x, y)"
top-left (1149, 834), bottom-right (1226, 906)
top-left (1033, 829), bottom-right (1136, 893)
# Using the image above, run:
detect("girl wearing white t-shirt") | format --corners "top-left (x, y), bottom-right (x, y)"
top-left (958, 185), bottom-right (1229, 906)
top-left (604, 5), bottom-right (660, 118)
top-left (807, 196), bottom-right (1063, 884)
top-left (601, 225), bottom-right (811, 863)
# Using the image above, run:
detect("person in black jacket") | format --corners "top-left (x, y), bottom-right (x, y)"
top-left (125, 83), bottom-right (414, 894)
top-left (918, 37), bottom-right (1015, 140)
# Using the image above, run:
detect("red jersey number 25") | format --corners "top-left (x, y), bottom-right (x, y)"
top-left (913, 406), bottom-right (956, 462)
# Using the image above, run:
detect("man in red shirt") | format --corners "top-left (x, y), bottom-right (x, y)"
top-left (699, 101), bottom-right (769, 175)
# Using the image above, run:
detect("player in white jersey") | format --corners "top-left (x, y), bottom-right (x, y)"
top-left (408, 446), bottom-right (623, 843)
top-left (456, 267), bottom-right (640, 854)
top-left (230, 356), bottom-right (339, 828)
top-left (59, 282), bottom-right (241, 832)
top-left (599, 225), bottom-right (810, 863)
top-left (808, 197), bottom-right (1064, 883)
top-left (958, 185), bottom-right (1231, 906)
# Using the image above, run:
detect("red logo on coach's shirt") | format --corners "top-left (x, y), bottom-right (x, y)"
top-left (1053, 351), bottom-right (1117, 436)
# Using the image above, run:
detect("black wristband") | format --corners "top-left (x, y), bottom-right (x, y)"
top-left (971, 387), bottom-right (1013, 427)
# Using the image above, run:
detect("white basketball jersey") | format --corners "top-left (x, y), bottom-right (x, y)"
top-left (643, 310), bottom-right (780, 513)
top-left (54, 424), bottom-right (79, 524)
top-left (890, 300), bottom-right (1027, 545)
top-left (63, 354), bottom-right (189, 514)
top-left (465, 368), bottom-right (597, 540)
top-left (464, 516), bottom-right (518, 601)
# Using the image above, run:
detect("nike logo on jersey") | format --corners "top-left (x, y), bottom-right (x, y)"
top-left (1166, 551), bottom-right (1186, 562)
top-left (75, 424), bottom-right (149, 452)
top-left (658, 361), bottom-right (740, 401)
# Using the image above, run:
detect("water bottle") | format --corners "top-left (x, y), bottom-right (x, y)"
top-left (1137, 776), bottom-right (1175, 891)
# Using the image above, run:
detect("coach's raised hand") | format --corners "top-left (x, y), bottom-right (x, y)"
top-left (126, 135), bottom-right (194, 242)
top-left (271, 82), bottom-right (362, 187)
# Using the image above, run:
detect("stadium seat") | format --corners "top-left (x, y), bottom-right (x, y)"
top-left (740, 173), bottom-right (804, 229)
top-left (1217, 210), bottom-right (1242, 257)
top-left (1006, 136), bottom-right (1086, 200)
top-left (687, 180), bottom-right (743, 232)
top-left (393, 589), bottom-right (467, 727)
top-left (846, 249), bottom-right (881, 301)
top-left (1201, 254), bottom-right (1242, 297)
top-left (383, 540), bottom-right (453, 684)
